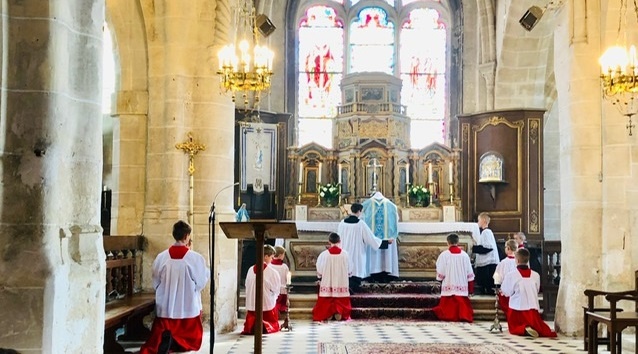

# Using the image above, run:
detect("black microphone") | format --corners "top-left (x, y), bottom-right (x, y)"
top-left (209, 182), bottom-right (240, 223)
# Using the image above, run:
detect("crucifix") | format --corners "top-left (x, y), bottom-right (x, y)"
top-left (368, 158), bottom-right (382, 194)
top-left (175, 132), bottom-right (206, 226)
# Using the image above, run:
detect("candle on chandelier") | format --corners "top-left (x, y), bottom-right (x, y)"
top-left (448, 162), bottom-right (454, 184)
top-left (428, 163), bottom-right (433, 184)
top-left (298, 162), bottom-right (303, 183)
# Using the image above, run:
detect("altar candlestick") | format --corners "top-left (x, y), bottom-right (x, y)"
top-left (338, 163), bottom-right (343, 182)
top-left (405, 163), bottom-right (410, 185)
top-left (428, 163), bottom-right (433, 184)
top-left (448, 162), bottom-right (453, 184)
top-left (298, 162), bottom-right (303, 183)
top-left (318, 162), bottom-right (322, 183)
top-left (286, 271), bottom-right (292, 285)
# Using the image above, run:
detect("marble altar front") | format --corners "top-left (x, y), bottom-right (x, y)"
top-left (282, 221), bottom-right (480, 280)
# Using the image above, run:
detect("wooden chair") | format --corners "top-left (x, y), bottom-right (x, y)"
top-left (584, 270), bottom-right (638, 354)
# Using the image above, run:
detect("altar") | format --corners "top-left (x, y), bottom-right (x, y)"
top-left (281, 221), bottom-right (480, 280)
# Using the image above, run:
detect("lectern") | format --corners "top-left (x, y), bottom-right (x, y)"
top-left (219, 221), bottom-right (298, 354)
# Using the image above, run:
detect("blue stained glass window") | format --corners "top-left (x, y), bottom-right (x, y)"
top-left (349, 7), bottom-right (395, 74)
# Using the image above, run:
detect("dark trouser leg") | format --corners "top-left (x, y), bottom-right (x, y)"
top-left (475, 264), bottom-right (497, 295)
top-left (349, 276), bottom-right (362, 293)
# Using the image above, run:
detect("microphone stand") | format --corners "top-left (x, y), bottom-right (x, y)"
top-left (208, 182), bottom-right (239, 352)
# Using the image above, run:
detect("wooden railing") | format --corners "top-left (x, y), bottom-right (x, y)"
top-left (541, 240), bottom-right (561, 320)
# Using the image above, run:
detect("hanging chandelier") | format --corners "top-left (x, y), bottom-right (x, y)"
top-left (217, 0), bottom-right (275, 108)
top-left (599, 1), bottom-right (638, 135)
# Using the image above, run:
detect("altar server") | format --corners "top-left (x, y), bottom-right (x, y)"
top-left (270, 245), bottom-right (291, 312)
top-left (500, 248), bottom-right (557, 338)
top-left (242, 245), bottom-right (282, 335)
top-left (312, 232), bottom-right (352, 321)
top-left (338, 203), bottom-right (383, 293)
top-left (363, 191), bottom-right (400, 282)
top-left (493, 239), bottom-right (519, 318)
top-left (140, 220), bottom-right (209, 354)
top-left (472, 212), bottom-right (500, 295)
top-left (432, 233), bottom-right (475, 322)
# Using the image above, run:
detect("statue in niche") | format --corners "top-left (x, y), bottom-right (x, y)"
top-left (306, 170), bottom-right (317, 193)
top-left (341, 168), bottom-right (349, 194)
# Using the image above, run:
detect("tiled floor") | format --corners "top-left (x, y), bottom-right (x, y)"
top-left (208, 319), bottom-right (619, 354)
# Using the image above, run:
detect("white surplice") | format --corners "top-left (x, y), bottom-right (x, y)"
top-left (493, 256), bottom-right (517, 284)
top-left (245, 263), bottom-right (281, 311)
top-left (500, 268), bottom-right (541, 311)
top-left (152, 248), bottom-right (210, 319)
top-left (474, 227), bottom-right (500, 267)
top-left (270, 261), bottom-right (290, 294)
top-left (338, 215), bottom-right (382, 278)
top-left (435, 248), bottom-right (475, 296)
top-left (316, 247), bottom-right (350, 298)
top-left (363, 192), bottom-right (400, 277)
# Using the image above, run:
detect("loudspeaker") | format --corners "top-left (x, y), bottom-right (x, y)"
top-left (256, 14), bottom-right (276, 37)
top-left (519, 6), bottom-right (544, 31)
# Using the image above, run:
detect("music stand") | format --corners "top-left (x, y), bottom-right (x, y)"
top-left (219, 220), bottom-right (298, 354)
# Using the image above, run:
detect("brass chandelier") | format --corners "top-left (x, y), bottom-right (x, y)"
top-left (599, 0), bottom-right (638, 135)
top-left (217, 0), bottom-right (274, 108)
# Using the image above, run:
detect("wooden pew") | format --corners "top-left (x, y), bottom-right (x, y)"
top-left (584, 270), bottom-right (638, 354)
top-left (103, 235), bottom-right (155, 353)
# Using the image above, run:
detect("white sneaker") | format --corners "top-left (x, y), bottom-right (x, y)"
top-left (525, 326), bottom-right (539, 338)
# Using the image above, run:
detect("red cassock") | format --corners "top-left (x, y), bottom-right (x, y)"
top-left (140, 316), bottom-right (203, 354)
top-left (241, 308), bottom-right (280, 335)
top-left (507, 309), bottom-right (557, 337)
top-left (497, 293), bottom-right (510, 319)
top-left (433, 295), bottom-right (474, 323)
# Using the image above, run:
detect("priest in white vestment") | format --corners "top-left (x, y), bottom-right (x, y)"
top-left (338, 202), bottom-right (382, 293)
top-left (362, 191), bottom-right (400, 282)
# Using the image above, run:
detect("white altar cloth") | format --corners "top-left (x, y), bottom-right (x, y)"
top-left (294, 221), bottom-right (480, 243)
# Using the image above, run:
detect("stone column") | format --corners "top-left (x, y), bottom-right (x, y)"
top-left (138, 0), bottom-right (237, 334)
top-left (0, 1), bottom-right (105, 352)
top-left (553, 0), bottom-right (603, 335)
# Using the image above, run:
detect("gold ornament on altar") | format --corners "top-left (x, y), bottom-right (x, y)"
top-left (216, 0), bottom-right (275, 108)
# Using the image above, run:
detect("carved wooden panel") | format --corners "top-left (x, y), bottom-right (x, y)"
top-left (458, 109), bottom-right (545, 242)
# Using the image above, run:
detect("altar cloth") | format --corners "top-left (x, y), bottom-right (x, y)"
top-left (294, 221), bottom-right (480, 242)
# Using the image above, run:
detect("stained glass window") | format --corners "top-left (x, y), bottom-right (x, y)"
top-left (296, 3), bottom-right (450, 149)
top-left (352, 0), bottom-right (394, 6)
top-left (400, 8), bottom-right (446, 148)
top-left (349, 7), bottom-right (395, 74)
top-left (298, 6), bottom-right (344, 147)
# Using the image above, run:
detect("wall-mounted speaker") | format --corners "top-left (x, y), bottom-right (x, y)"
top-left (519, 6), bottom-right (544, 32)
top-left (256, 14), bottom-right (276, 37)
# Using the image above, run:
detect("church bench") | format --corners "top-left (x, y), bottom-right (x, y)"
top-left (103, 235), bottom-right (155, 353)
top-left (584, 270), bottom-right (638, 353)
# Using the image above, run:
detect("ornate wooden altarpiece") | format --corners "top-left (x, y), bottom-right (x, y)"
top-left (284, 72), bottom-right (459, 221)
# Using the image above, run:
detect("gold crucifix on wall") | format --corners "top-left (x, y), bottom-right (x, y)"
top-left (175, 132), bottom-right (206, 227)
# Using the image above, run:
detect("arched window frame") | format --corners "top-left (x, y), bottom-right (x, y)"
top-left (288, 0), bottom-right (458, 149)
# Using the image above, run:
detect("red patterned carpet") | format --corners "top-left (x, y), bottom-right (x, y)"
top-left (317, 342), bottom-right (522, 354)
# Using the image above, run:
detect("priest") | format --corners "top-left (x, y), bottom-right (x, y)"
top-left (338, 203), bottom-right (383, 293)
top-left (362, 191), bottom-right (400, 282)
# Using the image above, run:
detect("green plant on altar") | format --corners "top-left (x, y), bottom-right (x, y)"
top-left (408, 185), bottom-right (431, 207)
top-left (319, 183), bottom-right (340, 206)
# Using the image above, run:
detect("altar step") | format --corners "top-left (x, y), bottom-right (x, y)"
top-left (239, 281), bottom-right (513, 321)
